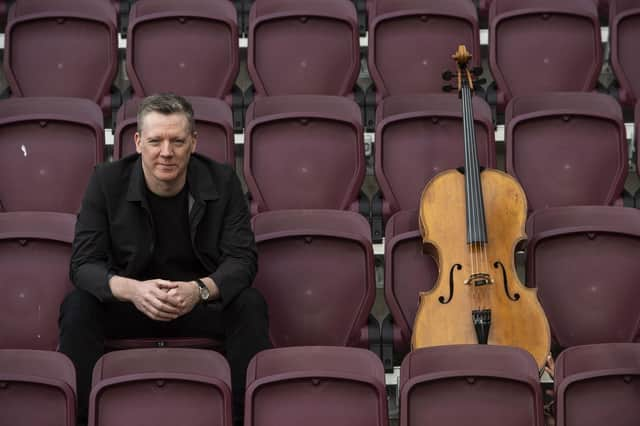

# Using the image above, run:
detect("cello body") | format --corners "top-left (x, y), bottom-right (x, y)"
top-left (411, 45), bottom-right (550, 370)
top-left (412, 168), bottom-right (550, 369)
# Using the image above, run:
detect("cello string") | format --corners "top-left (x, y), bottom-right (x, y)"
top-left (461, 82), bottom-right (477, 296)
top-left (462, 83), bottom-right (477, 307)
top-left (462, 81), bottom-right (481, 309)
top-left (464, 80), bottom-right (489, 311)
top-left (466, 81), bottom-right (490, 308)
top-left (469, 82), bottom-right (490, 310)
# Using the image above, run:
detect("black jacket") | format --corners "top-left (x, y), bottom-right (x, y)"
top-left (70, 153), bottom-right (257, 308)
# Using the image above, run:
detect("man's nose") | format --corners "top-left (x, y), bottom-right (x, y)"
top-left (159, 141), bottom-right (173, 156)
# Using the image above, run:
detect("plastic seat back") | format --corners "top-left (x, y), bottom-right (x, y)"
top-left (0, 349), bottom-right (76, 426)
top-left (610, 0), bottom-right (640, 106)
top-left (0, 212), bottom-right (76, 350)
top-left (90, 348), bottom-right (232, 426)
top-left (4, 0), bottom-right (118, 108)
top-left (400, 345), bottom-right (544, 426)
top-left (252, 210), bottom-right (375, 348)
top-left (555, 343), bottom-right (640, 426)
top-left (244, 95), bottom-right (364, 214)
top-left (368, 0), bottom-right (480, 101)
top-left (127, 0), bottom-right (239, 99)
top-left (0, 97), bottom-right (104, 213)
top-left (248, 0), bottom-right (359, 96)
top-left (245, 346), bottom-right (388, 426)
top-left (526, 206), bottom-right (640, 349)
top-left (489, 0), bottom-right (602, 110)
top-left (383, 209), bottom-right (438, 358)
top-left (375, 94), bottom-right (495, 220)
top-left (505, 92), bottom-right (627, 212)
top-left (635, 100), bottom-right (640, 179)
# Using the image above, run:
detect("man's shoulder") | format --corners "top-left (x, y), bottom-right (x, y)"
top-left (93, 154), bottom-right (138, 186)
top-left (190, 153), bottom-right (235, 180)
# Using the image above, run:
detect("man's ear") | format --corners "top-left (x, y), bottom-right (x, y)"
top-left (134, 132), bottom-right (142, 154)
top-left (190, 131), bottom-right (198, 153)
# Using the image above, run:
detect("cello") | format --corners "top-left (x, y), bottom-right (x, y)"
top-left (411, 45), bottom-right (550, 370)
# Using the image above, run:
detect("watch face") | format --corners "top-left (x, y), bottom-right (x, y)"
top-left (196, 280), bottom-right (210, 301)
top-left (200, 286), bottom-right (210, 301)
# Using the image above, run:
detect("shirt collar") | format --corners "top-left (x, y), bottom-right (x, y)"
top-left (126, 154), bottom-right (220, 203)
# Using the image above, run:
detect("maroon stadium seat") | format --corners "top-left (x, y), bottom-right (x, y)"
top-left (400, 345), bottom-right (544, 426)
top-left (245, 346), bottom-right (388, 426)
top-left (505, 92), bottom-right (627, 212)
top-left (609, 0), bottom-right (640, 107)
top-left (89, 348), bottom-right (232, 426)
top-left (489, 0), bottom-right (602, 111)
top-left (248, 0), bottom-right (359, 96)
top-left (367, 0), bottom-right (480, 102)
top-left (127, 0), bottom-right (239, 100)
top-left (3, 0), bottom-right (118, 111)
top-left (0, 349), bottom-right (76, 426)
top-left (114, 96), bottom-right (235, 166)
top-left (526, 206), bottom-right (640, 351)
top-left (0, 211), bottom-right (76, 350)
top-left (555, 343), bottom-right (640, 426)
top-left (382, 209), bottom-right (438, 364)
top-left (244, 95), bottom-right (364, 214)
top-left (0, 97), bottom-right (104, 213)
top-left (375, 94), bottom-right (495, 221)
top-left (636, 100), bottom-right (640, 185)
top-left (252, 210), bottom-right (376, 348)
top-left (478, 0), bottom-right (493, 16)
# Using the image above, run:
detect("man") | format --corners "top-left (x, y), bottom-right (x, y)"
top-left (59, 93), bottom-right (271, 425)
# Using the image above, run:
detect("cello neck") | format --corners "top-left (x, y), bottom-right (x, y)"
top-left (460, 83), bottom-right (487, 244)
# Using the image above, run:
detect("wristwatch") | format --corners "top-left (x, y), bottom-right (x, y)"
top-left (194, 278), bottom-right (210, 302)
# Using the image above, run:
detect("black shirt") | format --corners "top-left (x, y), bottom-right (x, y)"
top-left (143, 183), bottom-right (208, 282)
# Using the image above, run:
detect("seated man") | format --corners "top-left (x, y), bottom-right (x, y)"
top-left (59, 93), bottom-right (271, 426)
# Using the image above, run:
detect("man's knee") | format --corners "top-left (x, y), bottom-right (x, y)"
top-left (226, 287), bottom-right (268, 320)
top-left (59, 289), bottom-right (103, 329)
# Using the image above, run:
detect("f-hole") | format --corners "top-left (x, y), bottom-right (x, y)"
top-left (494, 261), bottom-right (520, 301)
top-left (440, 264), bottom-right (462, 304)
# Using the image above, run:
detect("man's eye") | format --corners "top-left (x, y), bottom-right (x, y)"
top-left (147, 140), bottom-right (160, 145)
top-left (173, 140), bottom-right (185, 145)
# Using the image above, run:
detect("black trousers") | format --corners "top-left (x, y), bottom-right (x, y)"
top-left (58, 287), bottom-right (272, 425)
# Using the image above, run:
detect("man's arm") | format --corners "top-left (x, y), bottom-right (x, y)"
top-left (208, 171), bottom-right (257, 307)
top-left (69, 168), bottom-right (117, 302)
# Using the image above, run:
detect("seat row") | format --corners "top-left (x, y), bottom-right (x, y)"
top-left (382, 205), bottom-right (640, 369)
top-left (1, 0), bottom-right (639, 120)
top-left (1, 206), bottom-right (639, 367)
top-left (2, 342), bottom-right (639, 426)
top-left (0, 93), bottom-right (636, 225)
top-left (0, 0), bottom-right (619, 36)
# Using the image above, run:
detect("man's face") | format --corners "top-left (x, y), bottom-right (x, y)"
top-left (135, 111), bottom-right (196, 193)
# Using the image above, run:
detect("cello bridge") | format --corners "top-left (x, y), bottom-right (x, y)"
top-left (464, 273), bottom-right (493, 287)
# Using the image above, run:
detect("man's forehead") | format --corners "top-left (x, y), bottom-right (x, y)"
top-left (139, 111), bottom-right (191, 134)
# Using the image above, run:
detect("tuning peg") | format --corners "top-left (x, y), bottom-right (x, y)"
top-left (472, 67), bottom-right (484, 76)
top-left (442, 70), bottom-right (453, 81)
top-left (442, 84), bottom-right (454, 93)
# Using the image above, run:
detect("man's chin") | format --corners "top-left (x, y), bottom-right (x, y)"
top-left (152, 171), bottom-right (181, 183)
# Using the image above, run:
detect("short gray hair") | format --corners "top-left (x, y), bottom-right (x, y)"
top-left (137, 93), bottom-right (195, 134)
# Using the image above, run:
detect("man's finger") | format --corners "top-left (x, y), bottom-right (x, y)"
top-left (155, 279), bottom-right (178, 289)
top-left (145, 303), bottom-right (178, 321)
top-left (147, 294), bottom-right (181, 314)
top-left (150, 288), bottom-right (182, 308)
